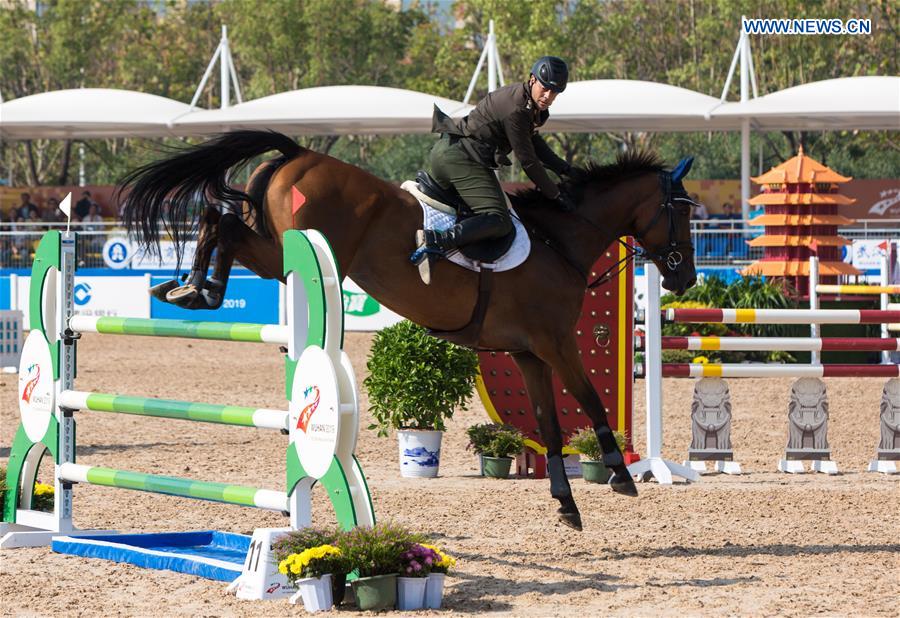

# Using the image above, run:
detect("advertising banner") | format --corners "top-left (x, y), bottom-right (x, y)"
top-left (343, 278), bottom-right (404, 331)
top-left (15, 275), bottom-right (150, 329)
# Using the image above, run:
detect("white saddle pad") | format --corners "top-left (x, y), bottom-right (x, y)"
top-left (406, 196), bottom-right (531, 273)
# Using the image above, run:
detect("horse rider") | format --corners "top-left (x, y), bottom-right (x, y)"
top-left (414, 55), bottom-right (578, 284)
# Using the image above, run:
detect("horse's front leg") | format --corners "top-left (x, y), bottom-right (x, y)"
top-left (543, 337), bottom-right (638, 497)
top-left (511, 351), bottom-right (582, 531)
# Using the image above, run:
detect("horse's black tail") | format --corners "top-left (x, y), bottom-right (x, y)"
top-left (117, 130), bottom-right (303, 264)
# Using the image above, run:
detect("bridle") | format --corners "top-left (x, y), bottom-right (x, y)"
top-left (577, 171), bottom-right (696, 289)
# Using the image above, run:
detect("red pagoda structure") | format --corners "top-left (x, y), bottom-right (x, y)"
top-left (743, 146), bottom-right (860, 296)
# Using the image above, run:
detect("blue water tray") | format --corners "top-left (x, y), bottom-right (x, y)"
top-left (52, 530), bottom-right (250, 582)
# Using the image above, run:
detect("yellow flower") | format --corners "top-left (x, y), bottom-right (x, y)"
top-left (34, 483), bottom-right (54, 496)
top-left (692, 355), bottom-right (709, 365)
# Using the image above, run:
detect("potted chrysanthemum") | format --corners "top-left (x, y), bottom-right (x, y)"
top-left (421, 542), bottom-right (457, 609)
top-left (396, 544), bottom-right (441, 610)
top-left (278, 543), bottom-right (344, 612)
top-left (273, 527), bottom-right (348, 606)
top-left (568, 427), bottom-right (627, 483)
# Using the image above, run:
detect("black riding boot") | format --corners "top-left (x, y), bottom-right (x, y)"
top-left (412, 213), bottom-right (511, 284)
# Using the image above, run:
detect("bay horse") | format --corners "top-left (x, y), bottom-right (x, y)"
top-left (118, 130), bottom-right (697, 531)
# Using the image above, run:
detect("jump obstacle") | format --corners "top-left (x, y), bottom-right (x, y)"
top-left (810, 255), bottom-right (894, 364)
top-left (1, 229), bottom-right (375, 552)
top-left (631, 261), bottom-right (900, 482)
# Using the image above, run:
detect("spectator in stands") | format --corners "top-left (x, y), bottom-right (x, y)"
top-left (25, 208), bottom-right (46, 232)
top-left (82, 203), bottom-right (103, 231)
top-left (74, 191), bottom-right (96, 220)
top-left (711, 202), bottom-right (739, 227)
top-left (690, 193), bottom-right (709, 221)
top-left (44, 197), bottom-right (65, 223)
top-left (18, 193), bottom-right (40, 220)
top-left (10, 213), bottom-right (29, 265)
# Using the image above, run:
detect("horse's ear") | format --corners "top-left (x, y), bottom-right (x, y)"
top-left (671, 157), bottom-right (694, 182)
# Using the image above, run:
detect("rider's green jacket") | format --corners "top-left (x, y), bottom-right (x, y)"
top-left (432, 82), bottom-right (569, 199)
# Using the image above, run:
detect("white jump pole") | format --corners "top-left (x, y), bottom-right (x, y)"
top-left (881, 256), bottom-right (891, 364)
top-left (627, 263), bottom-right (699, 485)
top-left (809, 256), bottom-right (820, 365)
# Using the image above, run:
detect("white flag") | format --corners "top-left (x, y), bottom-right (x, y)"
top-left (59, 192), bottom-right (72, 219)
top-left (59, 192), bottom-right (72, 221)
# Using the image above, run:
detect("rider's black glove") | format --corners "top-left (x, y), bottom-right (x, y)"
top-left (560, 164), bottom-right (586, 183)
top-left (554, 188), bottom-right (577, 213)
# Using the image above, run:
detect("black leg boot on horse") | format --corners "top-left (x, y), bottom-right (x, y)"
top-left (412, 212), bottom-right (512, 284)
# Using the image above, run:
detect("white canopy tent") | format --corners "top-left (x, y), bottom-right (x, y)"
top-left (2, 78), bottom-right (894, 140)
top-left (546, 79), bottom-right (733, 132)
top-left (0, 88), bottom-right (193, 140)
top-left (169, 85), bottom-right (471, 135)
top-left (710, 76), bottom-right (900, 131)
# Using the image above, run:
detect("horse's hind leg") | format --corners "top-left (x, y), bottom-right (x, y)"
top-left (207, 212), bottom-right (284, 301)
top-left (166, 212), bottom-right (282, 310)
top-left (512, 351), bottom-right (583, 532)
top-left (157, 206), bottom-right (220, 305)
top-left (544, 338), bottom-right (638, 497)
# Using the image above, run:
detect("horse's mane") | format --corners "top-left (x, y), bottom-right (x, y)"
top-left (514, 149), bottom-right (665, 208)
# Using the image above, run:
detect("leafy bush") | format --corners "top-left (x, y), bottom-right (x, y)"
top-left (336, 522), bottom-right (424, 578)
top-left (467, 424), bottom-right (525, 459)
top-left (568, 427), bottom-right (626, 461)
top-left (273, 527), bottom-right (342, 563)
top-left (660, 274), bottom-right (803, 362)
top-left (365, 321), bottom-right (479, 436)
top-left (465, 423), bottom-right (503, 454)
top-left (0, 468), bottom-right (53, 513)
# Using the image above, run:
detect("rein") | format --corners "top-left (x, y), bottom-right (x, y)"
top-left (517, 171), bottom-right (698, 290)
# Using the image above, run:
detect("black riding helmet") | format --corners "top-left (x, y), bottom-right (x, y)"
top-left (531, 56), bottom-right (568, 93)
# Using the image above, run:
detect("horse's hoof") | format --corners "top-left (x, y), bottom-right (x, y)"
top-left (557, 508), bottom-right (583, 531)
top-left (609, 471), bottom-right (639, 497)
top-left (166, 284), bottom-right (199, 302)
top-left (149, 280), bottom-right (179, 302)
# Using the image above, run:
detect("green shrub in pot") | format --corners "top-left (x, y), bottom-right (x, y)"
top-left (568, 427), bottom-right (627, 483)
top-left (365, 321), bottom-right (478, 478)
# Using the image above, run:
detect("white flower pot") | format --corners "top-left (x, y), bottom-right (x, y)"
top-left (288, 573), bottom-right (333, 612)
top-left (425, 572), bottom-right (446, 609)
top-left (398, 429), bottom-right (442, 478)
top-left (396, 576), bottom-right (428, 610)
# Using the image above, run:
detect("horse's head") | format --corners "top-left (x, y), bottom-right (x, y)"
top-left (630, 157), bottom-right (697, 295)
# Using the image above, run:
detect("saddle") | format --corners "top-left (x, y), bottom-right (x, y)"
top-left (401, 171), bottom-right (524, 349)
top-left (412, 170), bottom-right (516, 263)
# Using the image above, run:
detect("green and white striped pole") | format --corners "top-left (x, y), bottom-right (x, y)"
top-left (68, 316), bottom-right (289, 344)
top-left (58, 463), bottom-right (290, 512)
top-left (58, 391), bottom-right (289, 431)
